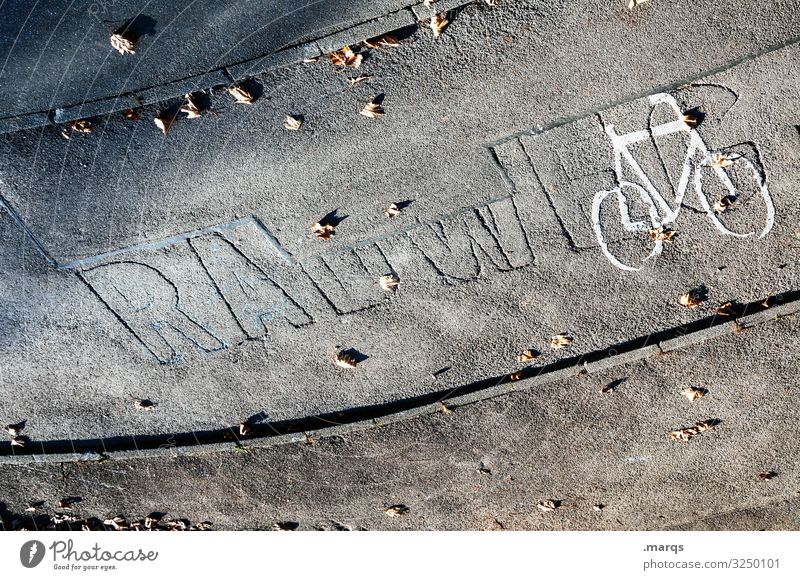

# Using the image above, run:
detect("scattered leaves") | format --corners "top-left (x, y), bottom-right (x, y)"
top-left (283, 114), bottom-right (303, 131)
top-left (154, 111), bottom-right (177, 136)
top-left (757, 471), bottom-right (778, 481)
top-left (715, 302), bottom-right (736, 316)
top-left (360, 99), bottom-right (385, 119)
top-left (311, 221), bottom-right (335, 240)
top-left (384, 202), bottom-right (401, 218)
top-left (648, 226), bottom-right (677, 243)
top-left (180, 93), bottom-right (203, 119)
top-left (69, 119), bottom-right (93, 133)
top-left (670, 419), bottom-right (719, 442)
top-left (327, 45), bottom-right (363, 68)
top-left (516, 349), bottom-right (538, 363)
top-left (384, 505), bottom-right (409, 518)
top-left (678, 289), bottom-right (705, 309)
top-left (429, 14), bottom-right (450, 38)
top-left (334, 351), bottom-right (358, 369)
top-left (537, 500), bottom-right (560, 512)
top-left (228, 84), bottom-right (254, 104)
top-left (713, 195), bottom-right (737, 214)
top-left (681, 386), bottom-right (708, 401)
top-left (110, 32), bottom-right (136, 55)
top-left (550, 334), bottom-right (573, 349)
top-left (379, 274), bottom-right (400, 292)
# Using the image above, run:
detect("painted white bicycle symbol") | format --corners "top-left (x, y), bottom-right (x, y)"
top-left (591, 93), bottom-right (774, 271)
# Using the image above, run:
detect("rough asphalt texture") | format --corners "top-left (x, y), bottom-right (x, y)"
top-left (0, 0), bottom-right (799, 529)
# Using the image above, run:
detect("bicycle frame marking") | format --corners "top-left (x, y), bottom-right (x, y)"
top-left (591, 93), bottom-right (775, 272)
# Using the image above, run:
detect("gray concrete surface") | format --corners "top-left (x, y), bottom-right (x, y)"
top-left (0, 0), bottom-right (799, 529)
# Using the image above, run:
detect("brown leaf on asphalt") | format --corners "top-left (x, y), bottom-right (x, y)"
top-left (681, 386), bottom-right (708, 401)
top-left (648, 226), bottom-right (677, 243)
top-left (123, 108), bottom-right (139, 121)
top-left (712, 195), bottom-right (737, 214)
top-left (628, 0), bottom-right (649, 9)
top-left (69, 119), bottom-right (93, 133)
top-left (311, 221), bottom-right (335, 240)
top-left (550, 334), bottom-right (573, 349)
top-left (599, 384), bottom-right (616, 394)
top-left (238, 422), bottom-right (252, 436)
top-left (180, 94), bottom-right (203, 119)
top-left (327, 45), bottom-right (363, 68)
top-left (681, 113), bottom-right (700, 128)
top-left (592, 504), bottom-right (605, 512)
top-left (429, 14), bottom-right (450, 38)
top-left (334, 351), bottom-right (357, 369)
top-left (379, 274), bottom-right (400, 292)
top-left (364, 34), bottom-right (400, 49)
top-left (3, 424), bottom-right (23, 437)
top-left (715, 301), bottom-right (736, 316)
top-left (678, 289), bottom-right (705, 309)
top-left (670, 419), bottom-right (719, 442)
top-left (516, 349), bottom-right (538, 363)
top-left (347, 74), bottom-right (371, 87)
top-left (360, 100), bottom-right (385, 119)
top-left (154, 111), bottom-right (176, 136)
top-left (707, 152), bottom-right (736, 168)
top-left (283, 114), bottom-right (303, 131)
top-left (132, 397), bottom-right (155, 410)
top-left (384, 202), bottom-right (401, 218)
top-left (437, 401), bottom-right (453, 414)
top-left (11, 437), bottom-right (25, 447)
top-left (110, 32), bottom-right (136, 55)
top-left (508, 371), bottom-right (522, 381)
top-left (757, 471), bottom-right (778, 481)
top-left (303, 433), bottom-right (317, 446)
top-left (228, 84), bottom-right (254, 104)
top-left (384, 505), bottom-right (409, 518)
top-left (537, 500), bottom-right (560, 512)
top-left (57, 499), bottom-right (74, 510)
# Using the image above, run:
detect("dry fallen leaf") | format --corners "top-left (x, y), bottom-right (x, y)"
top-left (327, 45), bottom-right (363, 68)
top-left (69, 119), bottom-right (93, 133)
top-left (508, 371), bottom-right (523, 381)
top-left (110, 32), bottom-right (136, 55)
top-left (123, 108), bottom-right (139, 121)
top-left (379, 274), bottom-right (400, 292)
top-left (3, 424), bottom-right (23, 437)
top-left (681, 386), bottom-right (708, 401)
top-left (132, 397), bottom-right (155, 410)
top-left (707, 152), bottom-right (736, 168)
top-left (238, 422), bottom-right (252, 436)
top-left (592, 504), bottom-right (605, 512)
top-left (384, 505), bottom-right (410, 518)
top-left (303, 433), bottom-right (317, 446)
top-left (682, 113), bottom-right (700, 128)
top-left (11, 437), bottom-right (25, 447)
top-left (311, 221), bottom-right (335, 240)
top-left (678, 289), bottom-right (705, 309)
top-left (670, 419), bottom-right (719, 442)
top-left (712, 195), bottom-right (737, 214)
top-left (360, 100), bottom-right (385, 119)
top-left (364, 34), bottom-right (400, 49)
top-left (347, 74), bottom-right (371, 87)
top-left (599, 384), bottom-right (616, 394)
top-left (384, 202), bottom-right (401, 218)
top-left (516, 349), bottom-right (538, 363)
top-left (648, 226), bottom-right (677, 243)
top-left (57, 499), bottom-right (74, 509)
top-left (180, 94), bottom-right (203, 119)
top-left (537, 500), bottom-right (560, 512)
top-left (628, 0), bottom-right (649, 9)
top-left (283, 114), bottom-right (303, 131)
top-left (429, 14), bottom-right (450, 37)
top-left (757, 471), bottom-right (778, 481)
top-left (715, 302), bottom-right (736, 316)
top-left (228, 84), bottom-right (254, 104)
top-left (303, 55), bottom-right (320, 63)
top-left (334, 351), bottom-right (358, 369)
top-left (437, 401), bottom-right (453, 414)
top-left (423, 0), bottom-right (435, 7)
top-left (154, 111), bottom-right (177, 136)
top-left (550, 334), bottom-right (573, 349)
